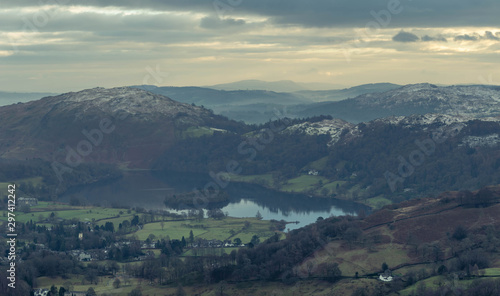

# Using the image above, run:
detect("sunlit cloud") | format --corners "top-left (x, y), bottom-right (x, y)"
top-left (0, 2), bottom-right (499, 92)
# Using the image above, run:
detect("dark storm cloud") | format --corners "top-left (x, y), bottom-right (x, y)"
top-left (200, 17), bottom-right (246, 30)
top-left (484, 31), bottom-right (500, 40)
top-left (453, 31), bottom-right (500, 42)
top-left (421, 35), bottom-right (447, 42)
top-left (454, 34), bottom-right (479, 41)
top-left (2, 0), bottom-right (500, 28)
top-left (392, 31), bottom-right (419, 42)
top-left (0, 9), bottom-right (195, 33)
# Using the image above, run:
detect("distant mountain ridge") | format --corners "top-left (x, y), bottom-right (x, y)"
top-left (3, 83), bottom-right (499, 127)
top-left (131, 83), bottom-right (402, 123)
top-left (134, 83), bottom-right (500, 124)
top-left (205, 79), bottom-right (344, 92)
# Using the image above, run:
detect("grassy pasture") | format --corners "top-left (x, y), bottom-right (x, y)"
top-left (129, 216), bottom-right (279, 243)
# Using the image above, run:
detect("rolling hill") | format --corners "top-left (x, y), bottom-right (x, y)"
top-left (0, 87), bottom-right (245, 169)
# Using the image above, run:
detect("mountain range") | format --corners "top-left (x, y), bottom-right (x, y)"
top-left (7, 82), bottom-right (499, 125)
top-left (131, 82), bottom-right (401, 123)
top-left (1, 83), bottom-right (499, 203)
top-left (133, 83), bottom-right (500, 123)
top-left (205, 79), bottom-right (344, 92)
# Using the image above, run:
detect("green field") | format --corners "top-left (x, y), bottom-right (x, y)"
top-left (36, 274), bottom-right (175, 296)
top-left (399, 275), bottom-right (448, 295)
top-left (229, 173), bottom-right (275, 187)
top-left (1, 200), bottom-right (280, 245)
top-left (31, 201), bottom-right (78, 210)
top-left (336, 244), bottom-right (411, 276)
top-left (365, 196), bottom-right (393, 209)
top-left (178, 126), bottom-right (215, 138)
top-left (229, 171), bottom-right (351, 198)
top-left (35, 274), bottom-right (348, 296)
top-left (0, 204), bottom-right (136, 224)
top-left (484, 268), bottom-right (500, 276)
top-left (129, 217), bottom-right (279, 243)
top-left (322, 180), bottom-right (347, 194)
top-left (281, 175), bottom-right (330, 193)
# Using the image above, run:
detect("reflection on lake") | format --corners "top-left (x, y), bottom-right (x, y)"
top-left (62, 170), bottom-right (370, 231)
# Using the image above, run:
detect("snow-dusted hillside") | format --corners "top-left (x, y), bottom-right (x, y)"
top-left (461, 134), bottom-right (500, 147)
top-left (354, 83), bottom-right (500, 118)
top-left (373, 113), bottom-right (474, 126)
top-left (282, 119), bottom-right (355, 146)
top-left (284, 113), bottom-right (500, 150)
top-left (49, 87), bottom-right (208, 118)
top-left (296, 83), bottom-right (500, 123)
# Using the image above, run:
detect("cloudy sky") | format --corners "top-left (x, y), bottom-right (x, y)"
top-left (1, 0), bottom-right (499, 92)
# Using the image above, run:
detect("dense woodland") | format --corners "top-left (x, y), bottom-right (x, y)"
top-left (0, 159), bottom-right (122, 200)
top-left (326, 120), bottom-right (500, 200)
top-left (154, 116), bottom-right (333, 175)
top-left (4, 116), bottom-right (498, 205)
top-left (155, 131), bottom-right (330, 178)
top-left (156, 118), bottom-right (500, 203)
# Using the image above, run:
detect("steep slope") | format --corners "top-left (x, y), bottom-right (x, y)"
top-left (0, 87), bottom-right (241, 168)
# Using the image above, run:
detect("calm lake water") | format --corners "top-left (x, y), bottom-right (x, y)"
top-left (62, 170), bottom-right (369, 231)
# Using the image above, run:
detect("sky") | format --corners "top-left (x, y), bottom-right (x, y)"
top-left (0, 0), bottom-right (499, 92)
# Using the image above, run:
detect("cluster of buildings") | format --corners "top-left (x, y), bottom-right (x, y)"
top-left (18, 197), bottom-right (38, 206)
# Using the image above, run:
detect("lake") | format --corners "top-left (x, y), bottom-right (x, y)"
top-left (62, 170), bottom-right (370, 231)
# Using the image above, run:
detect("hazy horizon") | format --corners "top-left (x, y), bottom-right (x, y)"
top-left (3, 79), bottom-right (499, 96)
top-left (0, 1), bottom-right (499, 92)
